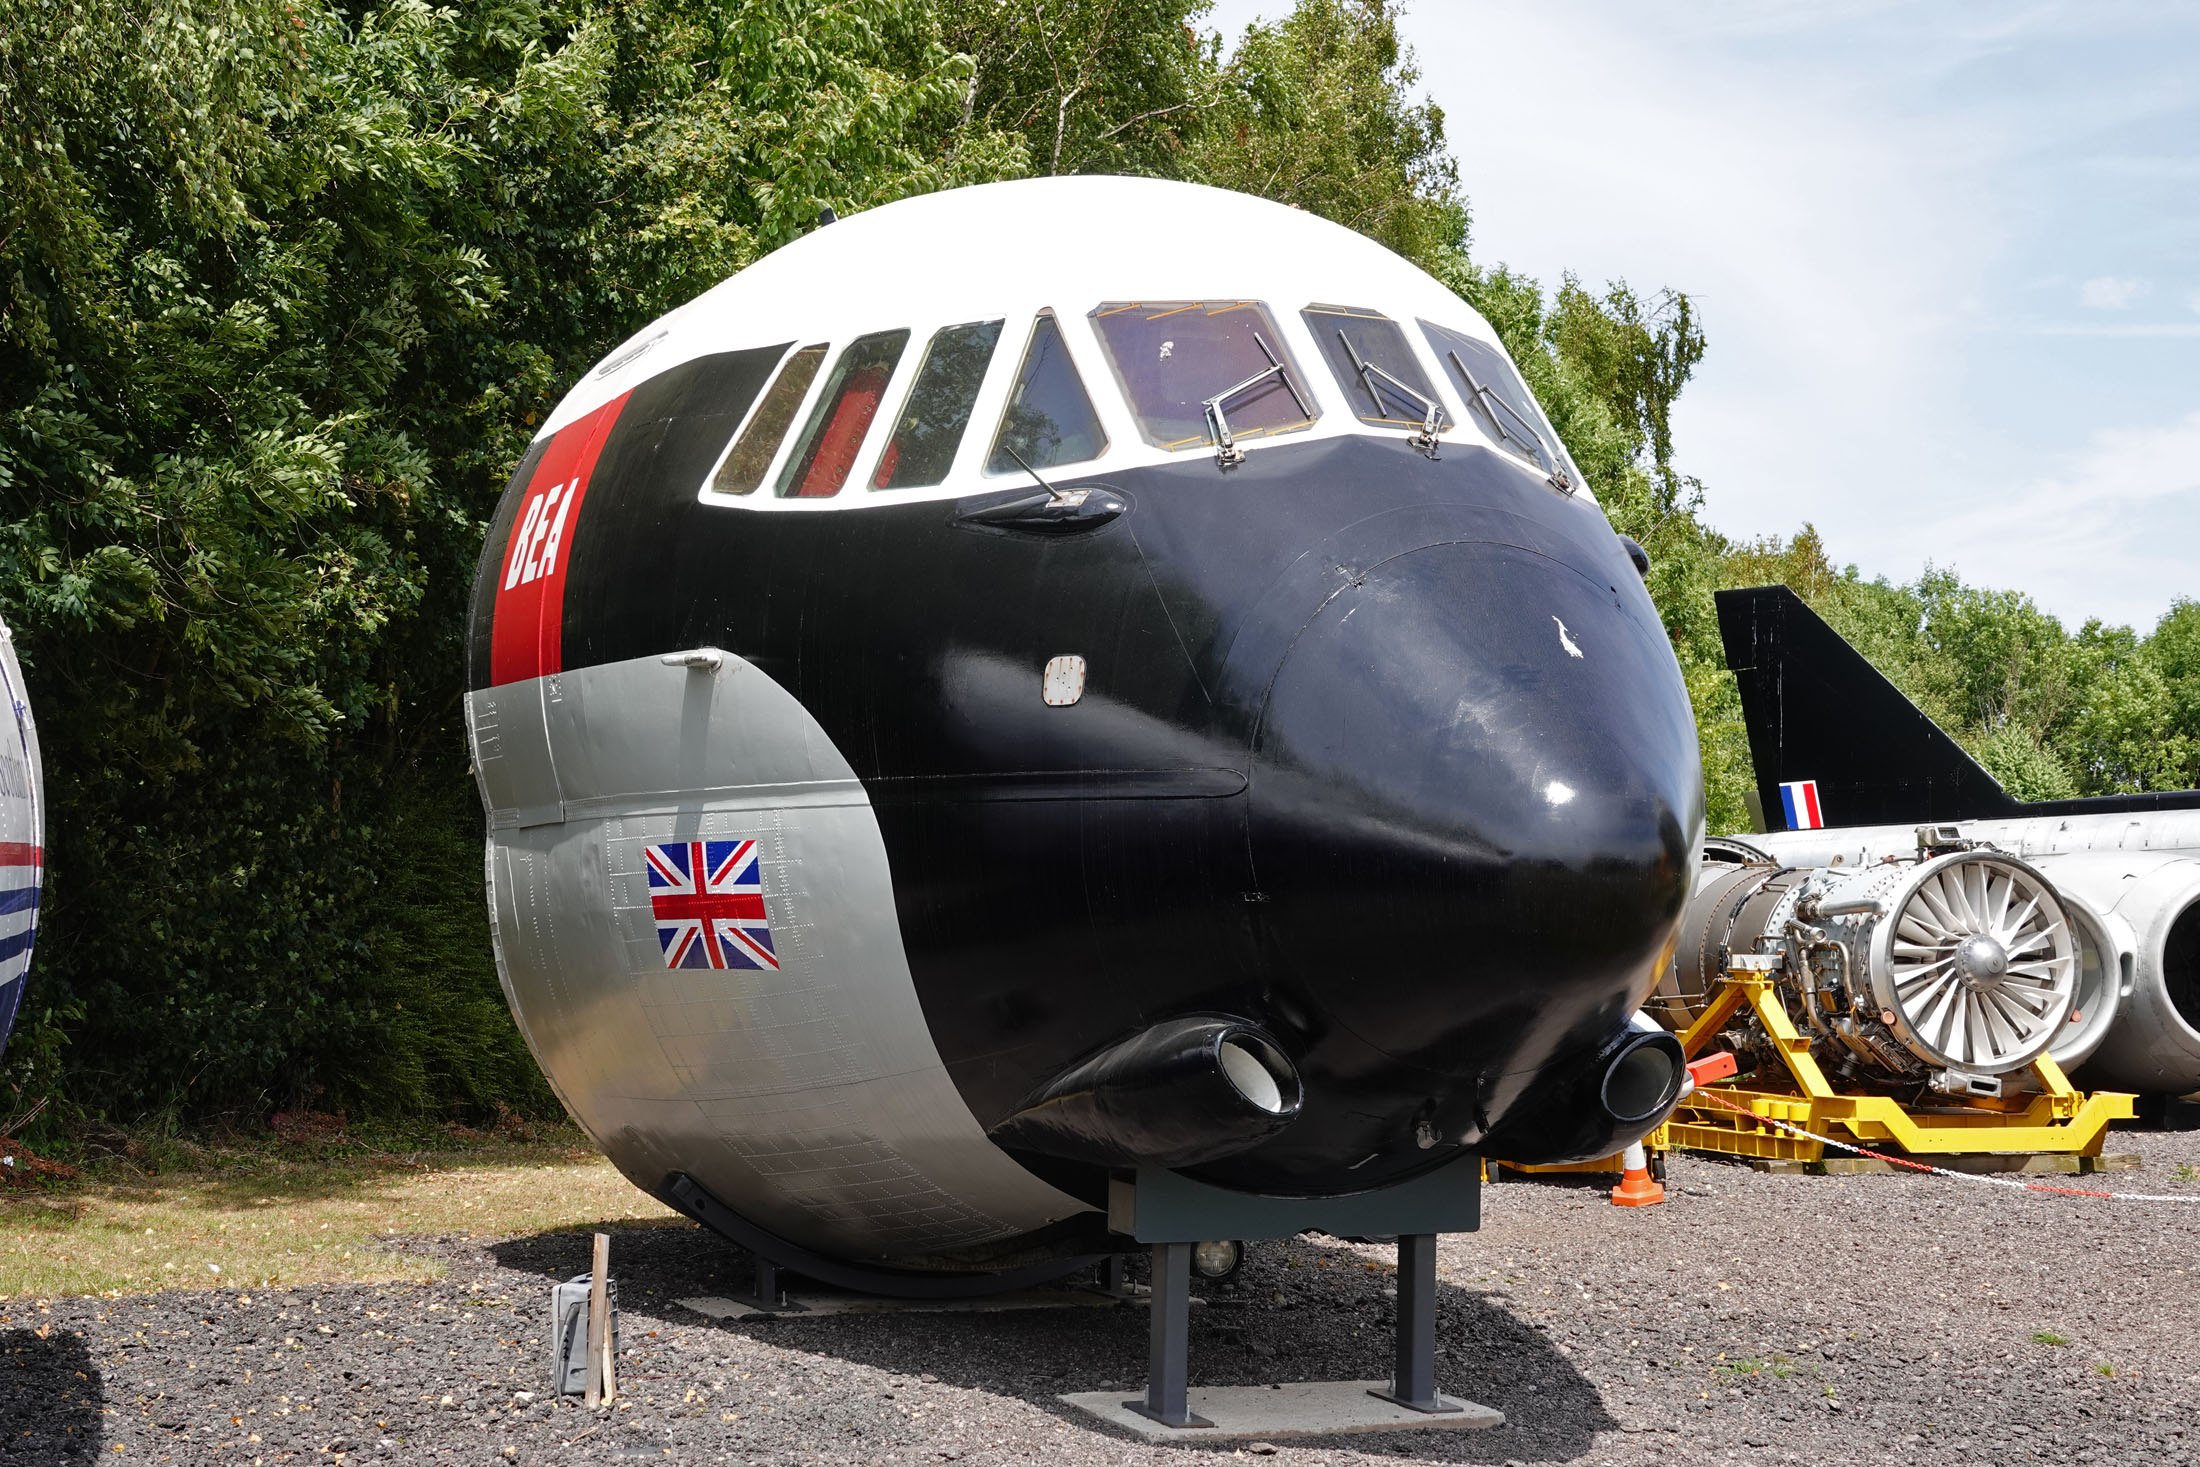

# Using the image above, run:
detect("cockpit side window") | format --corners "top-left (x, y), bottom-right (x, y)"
top-left (776, 330), bottom-right (911, 498)
top-left (713, 343), bottom-right (825, 495)
top-left (1090, 300), bottom-right (1316, 451)
top-left (1419, 319), bottom-right (1576, 484)
top-left (1304, 304), bottom-right (1447, 432)
top-left (987, 311), bottom-right (1107, 475)
top-left (873, 319), bottom-right (1004, 490)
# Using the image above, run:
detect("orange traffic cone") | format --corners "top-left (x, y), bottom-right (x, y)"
top-left (1609, 1141), bottom-right (1664, 1206)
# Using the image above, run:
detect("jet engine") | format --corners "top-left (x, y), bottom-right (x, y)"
top-left (1658, 837), bottom-right (2101, 1094)
top-left (1707, 583), bottom-right (2200, 1097)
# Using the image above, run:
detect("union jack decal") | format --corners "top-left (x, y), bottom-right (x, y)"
top-left (643, 839), bottom-right (778, 970)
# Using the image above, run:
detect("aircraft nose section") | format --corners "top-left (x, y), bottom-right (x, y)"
top-left (1248, 538), bottom-right (1703, 1086)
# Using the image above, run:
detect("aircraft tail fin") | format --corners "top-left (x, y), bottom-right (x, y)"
top-left (1715, 585), bottom-right (2018, 831)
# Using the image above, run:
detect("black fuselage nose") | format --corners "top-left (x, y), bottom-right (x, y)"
top-left (1241, 535), bottom-right (1702, 1149)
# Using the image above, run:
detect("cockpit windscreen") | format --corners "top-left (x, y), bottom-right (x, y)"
top-left (1090, 301), bottom-right (1317, 451)
top-left (1303, 304), bottom-right (1447, 432)
top-left (1419, 319), bottom-right (1576, 484)
top-left (778, 330), bottom-right (910, 497)
top-left (873, 320), bottom-right (1003, 490)
top-left (987, 311), bottom-right (1107, 475)
top-left (713, 343), bottom-right (825, 495)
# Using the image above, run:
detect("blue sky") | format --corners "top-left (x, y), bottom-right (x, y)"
top-left (1204, 1), bottom-right (2200, 630)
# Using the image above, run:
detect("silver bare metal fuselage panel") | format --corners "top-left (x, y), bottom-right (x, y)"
top-left (467, 651), bottom-right (1084, 1260)
top-left (0, 619), bottom-right (41, 1010)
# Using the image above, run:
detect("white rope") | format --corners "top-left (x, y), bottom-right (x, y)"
top-left (1689, 1088), bottom-right (2200, 1203)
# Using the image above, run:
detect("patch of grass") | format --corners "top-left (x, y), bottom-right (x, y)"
top-left (2095, 1362), bottom-right (2116, 1377)
top-left (0, 1134), bottom-right (681, 1299)
top-left (2032, 1330), bottom-right (2071, 1346)
top-left (2173, 1162), bottom-right (2199, 1183)
top-left (1714, 1356), bottom-right (1794, 1379)
top-left (17, 1106), bottom-right (575, 1183)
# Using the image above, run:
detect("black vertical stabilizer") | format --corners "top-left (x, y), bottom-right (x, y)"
top-left (1719, 587), bottom-right (2200, 827)
top-left (1716, 586), bottom-right (2018, 830)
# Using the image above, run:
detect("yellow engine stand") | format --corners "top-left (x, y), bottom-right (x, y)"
top-left (1666, 961), bottom-right (2134, 1164)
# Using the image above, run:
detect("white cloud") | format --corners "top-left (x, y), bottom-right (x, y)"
top-left (1905, 409), bottom-right (2200, 628)
top-left (1200, 0), bottom-right (2200, 626)
top-left (1382, 2), bottom-right (2003, 549)
top-left (2031, 322), bottom-right (2200, 337)
top-left (2079, 275), bottom-right (2147, 309)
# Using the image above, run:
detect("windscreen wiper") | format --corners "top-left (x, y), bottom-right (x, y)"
top-left (1201, 332), bottom-right (1313, 468)
top-left (1447, 350), bottom-right (1572, 493)
top-left (1340, 330), bottom-right (1444, 459)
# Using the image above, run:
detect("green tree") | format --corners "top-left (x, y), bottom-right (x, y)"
top-left (0, 0), bottom-right (1028, 1121)
top-left (937, 0), bottom-right (1217, 177)
top-left (16, 0), bottom-right (2179, 1131)
top-left (1184, 0), bottom-right (1466, 263)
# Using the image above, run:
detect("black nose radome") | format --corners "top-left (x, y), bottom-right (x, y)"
top-left (1245, 538), bottom-right (1701, 1102)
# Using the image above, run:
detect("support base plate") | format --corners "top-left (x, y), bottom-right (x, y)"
top-left (677, 1287), bottom-right (1131, 1321)
top-left (1060, 1381), bottom-right (1502, 1441)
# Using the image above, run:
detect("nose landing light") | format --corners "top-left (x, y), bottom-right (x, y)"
top-left (1601, 1029), bottom-right (1686, 1125)
top-left (986, 1017), bottom-right (1304, 1169)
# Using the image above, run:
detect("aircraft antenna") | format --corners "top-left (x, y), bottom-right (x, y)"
top-left (999, 443), bottom-right (1074, 504)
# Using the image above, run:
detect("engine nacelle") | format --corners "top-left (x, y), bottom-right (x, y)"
top-left (2028, 853), bottom-right (2200, 1095)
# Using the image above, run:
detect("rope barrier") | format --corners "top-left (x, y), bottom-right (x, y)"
top-left (1687, 1088), bottom-right (2200, 1203)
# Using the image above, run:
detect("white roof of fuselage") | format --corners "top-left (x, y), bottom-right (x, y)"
top-left (539, 175), bottom-right (1582, 507)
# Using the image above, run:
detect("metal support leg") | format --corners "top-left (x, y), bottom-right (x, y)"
top-left (1123, 1242), bottom-right (1211, 1428)
top-left (1097, 1253), bottom-right (1140, 1298)
top-left (1370, 1233), bottom-right (1461, 1413)
top-left (755, 1254), bottom-right (784, 1309)
top-left (720, 1252), bottom-right (804, 1314)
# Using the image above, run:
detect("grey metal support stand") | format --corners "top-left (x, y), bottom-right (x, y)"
top-left (1370, 1233), bottom-right (1461, 1413)
top-left (754, 1253), bottom-right (785, 1310)
top-left (716, 1248), bottom-right (803, 1314)
top-left (1124, 1242), bottom-right (1213, 1428)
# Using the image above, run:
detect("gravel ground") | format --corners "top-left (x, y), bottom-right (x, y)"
top-left (9, 1128), bottom-right (2199, 1467)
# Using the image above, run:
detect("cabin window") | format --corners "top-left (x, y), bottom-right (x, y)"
top-left (713, 344), bottom-right (825, 495)
top-left (1089, 300), bottom-right (1316, 452)
top-left (1303, 304), bottom-right (1446, 433)
top-left (1419, 319), bottom-right (1574, 482)
top-left (872, 319), bottom-right (1004, 490)
top-left (987, 311), bottom-right (1107, 475)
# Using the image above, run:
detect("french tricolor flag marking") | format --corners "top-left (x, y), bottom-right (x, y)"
top-left (1779, 780), bottom-right (1825, 831)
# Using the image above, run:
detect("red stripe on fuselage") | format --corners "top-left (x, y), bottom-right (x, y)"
top-left (489, 393), bottom-right (631, 686)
